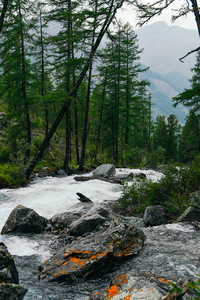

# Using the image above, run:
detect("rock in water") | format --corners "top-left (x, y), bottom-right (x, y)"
top-left (92, 164), bottom-right (116, 178)
top-left (1, 205), bottom-right (47, 234)
top-left (143, 205), bottom-right (166, 227)
top-left (0, 242), bottom-right (27, 300)
top-left (39, 224), bottom-right (145, 282)
top-left (76, 192), bottom-right (93, 203)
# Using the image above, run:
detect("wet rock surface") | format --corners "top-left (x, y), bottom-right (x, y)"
top-left (0, 242), bottom-right (27, 300)
top-left (87, 222), bottom-right (200, 300)
top-left (92, 164), bottom-right (116, 178)
top-left (143, 205), bottom-right (166, 226)
top-left (39, 223), bottom-right (145, 283)
top-left (1, 205), bottom-right (47, 235)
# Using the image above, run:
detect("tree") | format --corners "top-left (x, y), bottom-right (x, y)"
top-left (25, 0), bottom-right (124, 179)
top-left (0, 0), bottom-right (34, 161)
top-left (153, 115), bottom-right (168, 154)
top-left (179, 111), bottom-right (200, 162)
top-left (173, 50), bottom-right (200, 113)
top-left (166, 114), bottom-right (180, 161)
top-left (95, 22), bottom-right (150, 164)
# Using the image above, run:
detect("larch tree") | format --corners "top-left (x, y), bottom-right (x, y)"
top-left (0, 0), bottom-right (35, 161)
top-left (25, 0), bottom-right (124, 179)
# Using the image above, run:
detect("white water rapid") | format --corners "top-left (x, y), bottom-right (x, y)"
top-left (0, 168), bottom-right (163, 299)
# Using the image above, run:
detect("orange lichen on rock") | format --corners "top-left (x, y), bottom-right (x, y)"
top-left (112, 274), bottom-right (128, 286)
top-left (123, 245), bottom-right (131, 256)
top-left (107, 285), bottom-right (119, 298)
top-left (123, 296), bottom-right (131, 300)
top-left (69, 256), bottom-right (86, 266)
top-left (158, 278), bottom-right (169, 284)
top-left (136, 243), bottom-right (140, 247)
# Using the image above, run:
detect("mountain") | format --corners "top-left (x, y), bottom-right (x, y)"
top-left (135, 21), bottom-right (200, 124)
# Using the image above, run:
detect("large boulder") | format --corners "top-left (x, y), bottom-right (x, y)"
top-left (37, 167), bottom-right (53, 178)
top-left (88, 222), bottom-right (200, 300)
top-left (1, 205), bottom-right (47, 234)
top-left (49, 211), bottom-right (83, 231)
top-left (39, 223), bottom-right (145, 282)
top-left (0, 243), bottom-right (27, 300)
top-left (68, 214), bottom-right (107, 236)
top-left (68, 203), bottom-right (112, 236)
top-left (93, 164), bottom-right (116, 178)
top-left (143, 205), bottom-right (166, 227)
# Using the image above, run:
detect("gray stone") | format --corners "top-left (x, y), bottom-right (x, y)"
top-left (68, 214), bottom-right (107, 236)
top-left (1, 205), bottom-right (47, 234)
top-left (88, 222), bottom-right (200, 300)
top-left (0, 283), bottom-right (27, 300)
top-left (86, 203), bottom-right (111, 219)
top-left (177, 206), bottom-right (200, 222)
top-left (0, 243), bottom-right (27, 299)
top-left (57, 169), bottom-right (67, 176)
top-left (37, 167), bottom-right (53, 178)
top-left (92, 164), bottom-right (116, 178)
top-left (50, 211), bottom-right (83, 230)
top-left (143, 205), bottom-right (166, 226)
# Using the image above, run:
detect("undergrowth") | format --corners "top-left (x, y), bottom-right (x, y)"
top-left (118, 156), bottom-right (200, 217)
top-left (0, 164), bottom-right (28, 188)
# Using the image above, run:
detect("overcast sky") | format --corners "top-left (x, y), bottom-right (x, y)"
top-left (117, 3), bottom-right (198, 31)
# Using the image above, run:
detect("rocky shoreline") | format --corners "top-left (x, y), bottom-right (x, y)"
top-left (0, 164), bottom-right (200, 299)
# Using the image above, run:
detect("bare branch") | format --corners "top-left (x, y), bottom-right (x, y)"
top-left (179, 45), bottom-right (200, 62)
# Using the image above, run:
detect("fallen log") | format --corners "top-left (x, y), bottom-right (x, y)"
top-left (74, 176), bottom-right (122, 184)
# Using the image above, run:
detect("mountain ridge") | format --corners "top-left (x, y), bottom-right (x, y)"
top-left (135, 21), bottom-right (199, 124)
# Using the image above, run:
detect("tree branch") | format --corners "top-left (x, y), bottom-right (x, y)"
top-left (179, 45), bottom-right (200, 62)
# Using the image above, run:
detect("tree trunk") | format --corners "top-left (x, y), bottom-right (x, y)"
top-left (63, 0), bottom-right (72, 173)
top-left (25, 0), bottom-right (123, 179)
top-left (39, 10), bottom-right (49, 137)
top-left (19, 1), bottom-right (31, 161)
top-left (190, 0), bottom-right (200, 37)
top-left (79, 62), bottom-right (93, 171)
top-left (95, 70), bottom-right (107, 160)
top-left (79, 0), bottom-right (98, 171)
top-left (0, 0), bottom-right (9, 33)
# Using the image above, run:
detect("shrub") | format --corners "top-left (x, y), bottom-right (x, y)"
top-left (0, 164), bottom-right (27, 188)
top-left (118, 158), bottom-right (200, 216)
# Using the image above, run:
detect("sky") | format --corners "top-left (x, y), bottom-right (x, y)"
top-left (117, 2), bottom-right (198, 31)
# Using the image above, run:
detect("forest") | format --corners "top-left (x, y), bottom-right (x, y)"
top-left (0, 0), bottom-right (200, 188)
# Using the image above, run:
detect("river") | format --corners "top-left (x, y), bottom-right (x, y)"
top-left (0, 168), bottom-right (163, 299)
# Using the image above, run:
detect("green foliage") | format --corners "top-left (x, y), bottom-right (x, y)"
top-left (119, 157), bottom-right (200, 215)
top-left (146, 146), bottom-right (166, 168)
top-left (188, 275), bottom-right (200, 299)
top-left (168, 275), bottom-right (200, 300)
top-left (0, 147), bottom-right (10, 163)
top-left (0, 164), bottom-right (27, 188)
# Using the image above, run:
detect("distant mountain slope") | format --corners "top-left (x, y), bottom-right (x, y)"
top-left (136, 21), bottom-right (199, 124)
top-left (136, 21), bottom-right (199, 77)
top-left (141, 68), bottom-right (189, 124)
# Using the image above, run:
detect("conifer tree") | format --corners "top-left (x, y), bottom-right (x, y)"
top-left (0, 0), bottom-right (34, 161)
top-left (96, 22), bottom-right (150, 164)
